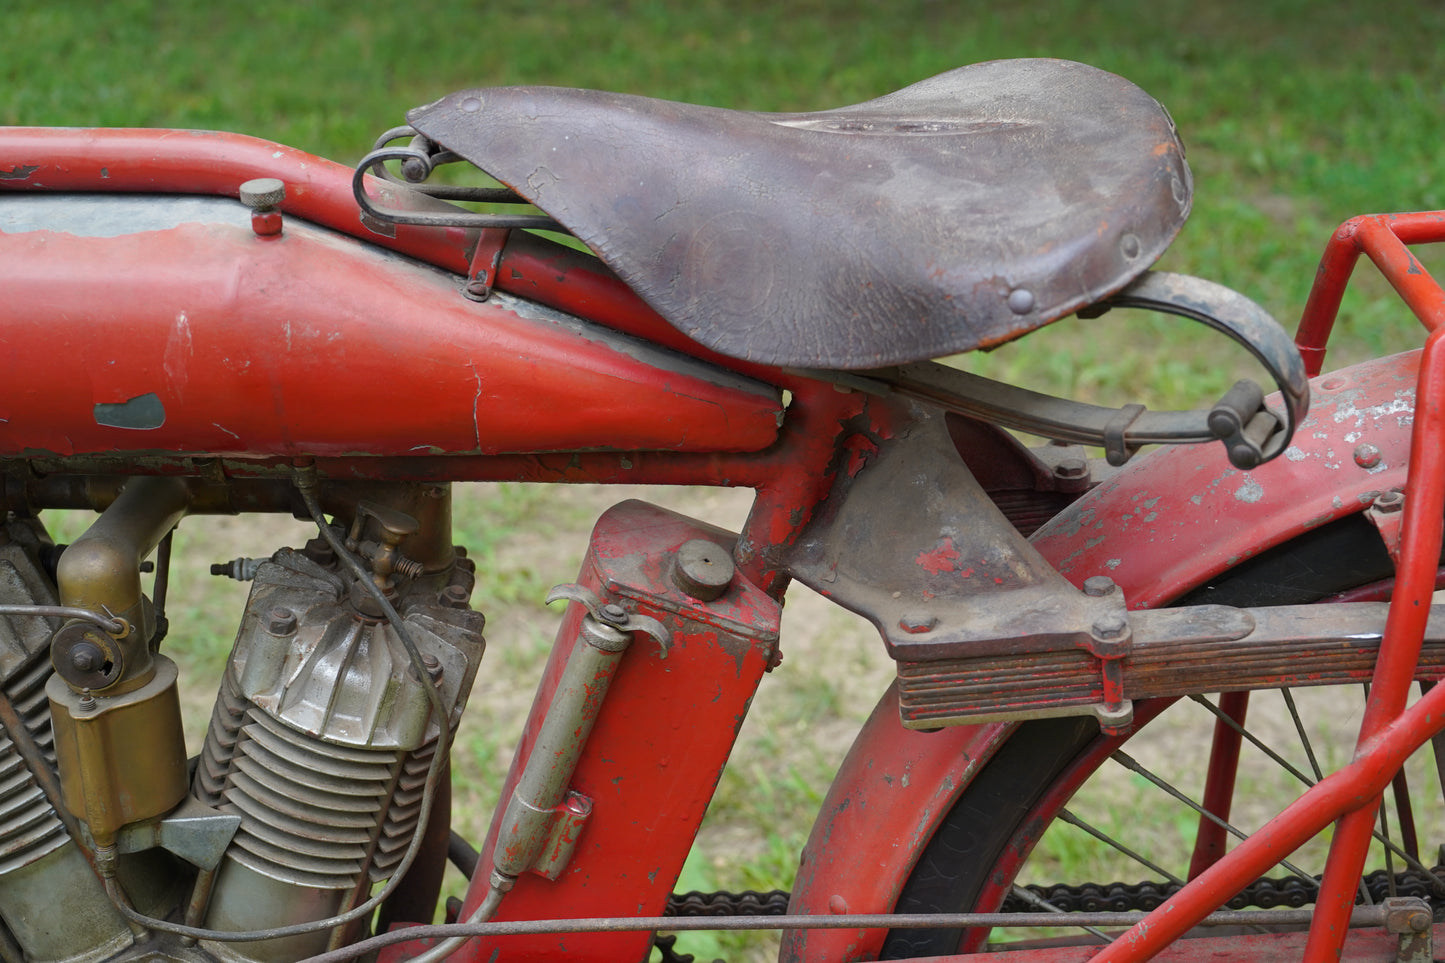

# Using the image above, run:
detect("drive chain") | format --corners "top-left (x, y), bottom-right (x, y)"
top-left (664, 865), bottom-right (1444, 920)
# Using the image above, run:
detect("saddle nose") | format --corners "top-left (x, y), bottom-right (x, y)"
top-left (409, 58), bottom-right (1191, 370)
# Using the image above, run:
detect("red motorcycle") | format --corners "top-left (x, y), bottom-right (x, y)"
top-left (1, 57), bottom-right (1442, 963)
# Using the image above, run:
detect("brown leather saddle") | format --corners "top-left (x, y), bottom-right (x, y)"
top-left (408, 59), bottom-right (1191, 369)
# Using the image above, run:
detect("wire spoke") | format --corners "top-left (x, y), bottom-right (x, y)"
top-left (1109, 750), bottom-right (1320, 888)
top-left (1057, 809), bottom-right (1184, 886)
top-left (1280, 688), bottom-right (1325, 781)
top-left (1188, 694), bottom-right (1438, 885)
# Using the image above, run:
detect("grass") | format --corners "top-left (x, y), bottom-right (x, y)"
top-left (8, 3), bottom-right (1445, 960)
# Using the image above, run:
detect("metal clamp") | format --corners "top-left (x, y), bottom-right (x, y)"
top-left (352, 128), bottom-right (563, 233)
top-left (545, 584), bottom-right (672, 656)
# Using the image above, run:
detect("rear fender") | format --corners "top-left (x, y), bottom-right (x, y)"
top-left (783, 349), bottom-right (1419, 963)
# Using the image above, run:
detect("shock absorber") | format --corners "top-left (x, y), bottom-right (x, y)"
top-left (190, 499), bottom-right (484, 962)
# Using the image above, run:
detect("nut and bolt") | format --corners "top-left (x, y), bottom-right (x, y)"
top-left (70, 642), bottom-right (103, 674)
top-left (1353, 443), bottom-right (1382, 470)
top-left (267, 606), bottom-right (298, 636)
top-left (1373, 489), bottom-right (1405, 514)
top-left (1092, 613), bottom-right (1129, 641)
top-left (602, 603), bottom-right (629, 624)
top-left (463, 278), bottom-right (492, 302)
top-left (899, 613), bottom-right (938, 634)
top-left (1053, 456), bottom-right (1090, 491)
top-left (1082, 575), bottom-right (1117, 598)
top-left (421, 654), bottom-right (443, 681)
top-left (439, 583), bottom-right (470, 608)
top-left (1383, 897), bottom-right (1433, 935)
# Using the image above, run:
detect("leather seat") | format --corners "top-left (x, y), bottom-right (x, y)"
top-left (409, 59), bottom-right (1191, 369)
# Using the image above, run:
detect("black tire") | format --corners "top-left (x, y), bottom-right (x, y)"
top-left (881, 513), bottom-right (1400, 958)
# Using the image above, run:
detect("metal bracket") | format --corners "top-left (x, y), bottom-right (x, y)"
top-left (1367, 488), bottom-right (1407, 567)
top-left (531, 791), bottom-right (594, 881)
top-left (1382, 896), bottom-right (1433, 963)
top-left (546, 583), bottom-right (672, 656)
top-left (463, 227), bottom-right (512, 301)
top-left (796, 272), bottom-right (1310, 470)
top-left (115, 797), bottom-right (241, 871)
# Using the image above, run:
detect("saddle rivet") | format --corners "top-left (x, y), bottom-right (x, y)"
top-left (1007, 288), bottom-right (1035, 314)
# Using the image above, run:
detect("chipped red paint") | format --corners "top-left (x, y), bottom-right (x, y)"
top-left (0, 215), bottom-right (782, 459)
top-left (783, 691), bottom-right (1013, 963)
top-left (450, 501), bottom-right (782, 963)
top-left (915, 538), bottom-right (961, 575)
top-left (1031, 349), bottom-right (1421, 609)
top-left (784, 353), bottom-right (1430, 963)
top-left (0, 127), bottom-right (477, 271)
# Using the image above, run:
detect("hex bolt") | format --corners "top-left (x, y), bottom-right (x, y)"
top-left (1353, 443), bottom-right (1382, 469)
top-left (1053, 457), bottom-right (1088, 481)
top-left (1082, 575), bottom-right (1116, 598)
top-left (899, 613), bottom-right (938, 634)
top-left (69, 642), bottom-right (103, 674)
top-left (1092, 613), bottom-right (1128, 641)
top-left (1373, 489), bottom-right (1405, 514)
top-left (439, 583), bottom-right (470, 608)
top-left (267, 606), bottom-right (298, 636)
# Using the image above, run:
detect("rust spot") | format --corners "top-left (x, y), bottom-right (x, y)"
top-left (0, 164), bottom-right (39, 181)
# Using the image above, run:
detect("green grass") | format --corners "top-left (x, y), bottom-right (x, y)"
top-left (9, 4), bottom-right (1445, 960)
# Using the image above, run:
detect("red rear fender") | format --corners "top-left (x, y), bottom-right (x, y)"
top-left (784, 349), bottom-right (1419, 963)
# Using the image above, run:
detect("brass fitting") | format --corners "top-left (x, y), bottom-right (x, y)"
top-left (55, 475), bottom-right (190, 694)
top-left (47, 654), bottom-right (189, 848)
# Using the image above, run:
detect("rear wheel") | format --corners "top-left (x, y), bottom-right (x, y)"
top-left (883, 514), bottom-right (1442, 957)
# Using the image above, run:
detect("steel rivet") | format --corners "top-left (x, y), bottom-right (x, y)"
top-left (1120, 233), bottom-right (1141, 259)
top-left (1353, 443), bottom-right (1382, 469)
top-left (602, 603), bottom-right (628, 623)
top-left (1007, 288), bottom-right (1036, 315)
top-left (461, 97), bottom-right (483, 113)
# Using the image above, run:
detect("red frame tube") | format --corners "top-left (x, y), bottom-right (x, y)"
top-left (1187, 691), bottom-right (1249, 880)
top-left (1089, 217), bottom-right (1445, 963)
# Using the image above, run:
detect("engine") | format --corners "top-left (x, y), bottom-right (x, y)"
top-left (0, 479), bottom-right (484, 963)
